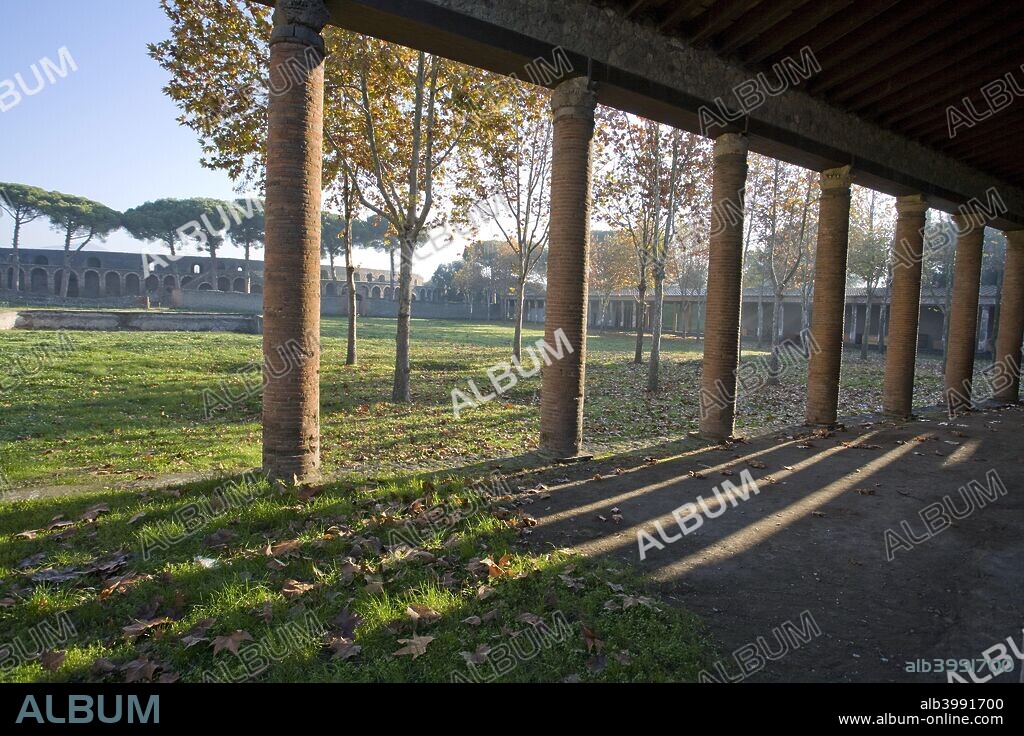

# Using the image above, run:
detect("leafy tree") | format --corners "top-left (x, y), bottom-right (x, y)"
top-left (596, 111), bottom-right (662, 365)
top-left (0, 182), bottom-right (50, 290)
top-left (228, 197), bottom-right (264, 292)
top-left (430, 261), bottom-right (462, 301)
top-left (848, 187), bottom-right (895, 359)
top-left (452, 240), bottom-right (517, 317)
top-left (589, 230), bottom-right (634, 327)
top-left (40, 192), bottom-right (121, 296)
top-left (470, 81), bottom-right (551, 359)
top-left (345, 38), bottom-right (502, 401)
top-left (122, 198), bottom-right (198, 277)
top-left (152, 0), bottom-right (502, 402)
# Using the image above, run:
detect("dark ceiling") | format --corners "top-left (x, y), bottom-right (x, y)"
top-left (604, 0), bottom-right (1024, 191)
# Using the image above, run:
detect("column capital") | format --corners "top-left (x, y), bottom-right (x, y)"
top-left (713, 132), bottom-right (748, 158)
top-left (1005, 229), bottom-right (1024, 247)
top-left (551, 77), bottom-right (597, 122)
top-left (820, 165), bottom-right (852, 191)
top-left (271, 0), bottom-right (329, 50)
top-left (953, 211), bottom-right (987, 232)
top-left (895, 193), bottom-right (928, 217)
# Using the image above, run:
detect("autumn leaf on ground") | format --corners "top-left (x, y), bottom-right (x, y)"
top-left (122, 617), bottom-right (174, 639)
top-left (476, 584), bottom-right (495, 601)
top-left (333, 609), bottom-right (362, 640)
top-left (559, 573), bottom-right (585, 591)
top-left (265, 539), bottom-right (302, 558)
top-left (747, 460), bottom-right (767, 469)
top-left (91, 658), bottom-right (118, 676)
top-left (122, 658), bottom-right (159, 683)
top-left (80, 504), bottom-right (110, 521)
top-left (363, 575), bottom-right (384, 595)
top-left (282, 579), bottom-right (316, 599)
top-left (516, 612), bottom-right (541, 626)
top-left (460, 644), bottom-right (491, 665)
top-left (99, 572), bottom-right (152, 600)
top-left (337, 560), bottom-right (361, 586)
top-left (180, 618), bottom-right (216, 648)
top-left (405, 604), bottom-right (441, 625)
top-left (393, 635), bottom-right (434, 660)
top-left (40, 650), bottom-right (66, 671)
top-left (212, 630), bottom-right (253, 655)
top-left (203, 528), bottom-right (236, 547)
top-left (461, 615), bottom-right (481, 627)
top-left (127, 511), bottom-right (146, 525)
top-left (326, 636), bottom-right (361, 660)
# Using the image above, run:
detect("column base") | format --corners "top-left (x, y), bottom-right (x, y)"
top-left (805, 420), bottom-right (846, 431)
top-left (538, 449), bottom-right (593, 464)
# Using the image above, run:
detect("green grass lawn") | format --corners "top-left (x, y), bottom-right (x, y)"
top-left (0, 317), bottom-right (949, 491)
top-left (0, 316), bottom-right (958, 682)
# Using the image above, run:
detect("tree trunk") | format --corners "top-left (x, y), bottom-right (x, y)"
top-left (392, 237), bottom-right (414, 402)
top-left (345, 247), bottom-right (357, 366)
top-left (633, 285), bottom-right (646, 364)
top-left (512, 276), bottom-right (526, 360)
top-left (11, 218), bottom-right (21, 291)
top-left (210, 244), bottom-right (219, 290)
top-left (389, 246), bottom-right (396, 299)
top-left (878, 300), bottom-right (888, 352)
top-left (756, 291), bottom-right (764, 348)
top-left (768, 289), bottom-right (784, 385)
top-left (244, 244), bottom-right (252, 294)
top-left (647, 277), bottom-right (665, 391)
top-left (60, 227), bottom-right (72, 297)
top-left (860, 292), bottom-right (871, 360)
top-left (328, 251), bottom-right (337, 282)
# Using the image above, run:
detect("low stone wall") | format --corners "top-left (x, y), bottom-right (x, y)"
top-left (0, 288), bottom-right (146, 309)
top-left (181, 288), bottom-right (476, 321)
top-left (177, 289), bottom-right (263, 313)
top-left (1, 310), bottom-right (262, 334)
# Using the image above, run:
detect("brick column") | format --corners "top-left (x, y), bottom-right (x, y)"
top-left (994, 230), bottom-right (1024, 403)
top-left (943, 212), bottom-right (986, 416)
top-left (699, 133), bottom-right (748, 440)
top-left (883, 194), bottom-right (928, 419)
top-left (540, 77), bottom-right (596, 459)
top-left (262, 0), bottom-right (328, 481)
top-left (806, 166), bottom-right (853, 426)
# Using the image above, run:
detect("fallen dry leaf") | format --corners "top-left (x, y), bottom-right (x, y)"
top-left (326, 636), bottom-right (361, 660)
top-left (211, 630), bottom-right (252, 655)
top-left (80, 504), bottom-right (110, 522)
top-left (122, 658), bottom-right (159, 683)
top-left (122, 617), bottom-right (173, 639)
top-left (405, 604), bottom-right (441, 625)
top-left (265, 539), bottom-right (302, 558)
top-left (393, 635), bottom-right (434, 660)
top-left (281, 579), bottom-right (315, 599)
top-left (460, 644), bottom-right (491, 665)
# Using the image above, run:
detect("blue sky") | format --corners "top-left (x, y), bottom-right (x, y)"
top-left (0, 1), bottom-right (446, 276)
